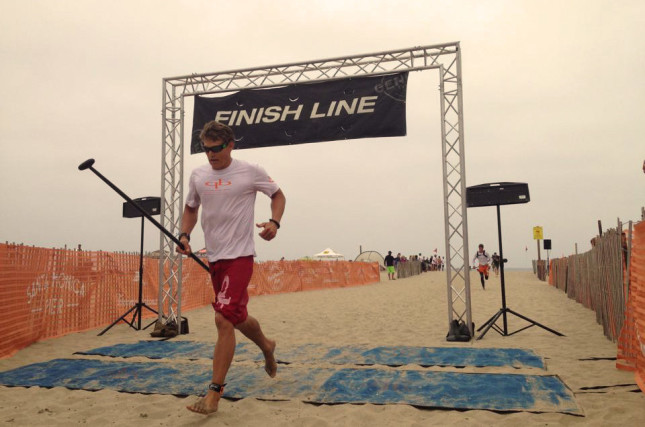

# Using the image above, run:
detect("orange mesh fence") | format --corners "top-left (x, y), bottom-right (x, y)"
top-left (181, 259), bottom-right (380, 301)
top-left (617, 221), bottom-right (645, 392)
top-left (0, 243), bottom-right (379, 359)
top-left (178, 258), bottom-right (214, 310)
top-left (0, 245), bottom-right (162, 359)
top-left (247, 260), bottom-right (379, 295)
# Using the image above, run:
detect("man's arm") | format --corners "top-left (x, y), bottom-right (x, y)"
top-left (256, 189), bottom-right (286, 241)
top-left (269, 189), bottom-right (286, 225)
top-left (176, 204), bottom-right (199, 255)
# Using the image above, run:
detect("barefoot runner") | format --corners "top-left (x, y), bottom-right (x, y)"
top-left (177, 121), bottom-right (286, 415)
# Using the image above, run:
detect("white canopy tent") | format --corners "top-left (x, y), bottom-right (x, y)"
top-left (313, 248), bottom-right (345, 260)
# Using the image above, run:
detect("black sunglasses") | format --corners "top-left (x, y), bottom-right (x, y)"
top-left (201, 142), bottom-right (229, 153)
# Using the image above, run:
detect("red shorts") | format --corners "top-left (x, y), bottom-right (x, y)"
top-left (477, 265), bottom-right (489, 275)
top-left (209, 256), bottom-right (254, 325)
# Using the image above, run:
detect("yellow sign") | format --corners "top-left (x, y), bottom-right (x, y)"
top-left (533, 226), bottom-right (543, 240)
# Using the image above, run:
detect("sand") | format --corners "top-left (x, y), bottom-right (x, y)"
top-left (1, 270), bottom-right (643, 426)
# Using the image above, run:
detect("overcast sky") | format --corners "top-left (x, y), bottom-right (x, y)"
top-left (1, 0), bottom-right (643, 268)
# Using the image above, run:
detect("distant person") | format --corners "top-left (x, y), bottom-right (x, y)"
top-left (384, 250), bottom-right (396, 280)
top-left (472, 243), bottom-right (491, 289)
top-left (491, 252), bottom-right (501, 276)
top-left (176, 121), bottom-right (286, 415)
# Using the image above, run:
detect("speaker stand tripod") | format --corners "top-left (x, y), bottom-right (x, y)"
top-left (477, 205), bottom-right (564, 339)
top-left (98, 217), bottom-right (158, 336)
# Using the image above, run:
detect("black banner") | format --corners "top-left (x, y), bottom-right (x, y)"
top-left (191, 72), bottom-right (407, 153)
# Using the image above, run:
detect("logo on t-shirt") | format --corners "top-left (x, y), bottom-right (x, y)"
top-left (205, 179), bottom-right (232, 190)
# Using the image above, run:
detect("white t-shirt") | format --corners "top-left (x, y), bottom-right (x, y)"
top-left (472, 250), bottom-right (491, 266)
top-left (185, 159), bottom-right (280, 262)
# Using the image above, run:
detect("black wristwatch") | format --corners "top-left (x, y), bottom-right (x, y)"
top-left (269, 219), bottom-right (280, 229)
top-left (179, 232), bottom-right (190, 242)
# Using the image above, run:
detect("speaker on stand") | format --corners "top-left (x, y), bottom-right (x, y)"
top-left (543, 239), bottom-right (551, 277)
top-left (98, 197), bottom-right (161, 335)
top-left (466, 183), bottom-right (563, 340)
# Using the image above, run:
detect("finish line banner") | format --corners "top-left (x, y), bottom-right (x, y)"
top-left (190, 72), bottom-right (408, 153)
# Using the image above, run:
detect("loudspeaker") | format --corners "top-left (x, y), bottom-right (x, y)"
top-left (123, 196), bottom-right (161, 218)
top-left (466, 182), bottom-right (530, 208)
top-left (544, 239), bottom-right (552, 250)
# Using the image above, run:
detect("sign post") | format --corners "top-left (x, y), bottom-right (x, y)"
top-left (533, 226), bottom-right (543, 261)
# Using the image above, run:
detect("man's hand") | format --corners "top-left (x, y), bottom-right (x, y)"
top-left (256, 221), bottom-right (278, 241)
top-left (176, 237), bottom-right (192, 255)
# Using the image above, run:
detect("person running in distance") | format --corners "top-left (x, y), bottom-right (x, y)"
top-left (472, 243), bottom-right (491, 289)
top-left (177, 121), bottom-right (286, 415)
top-left (384, 250), bottom-right (396, 280)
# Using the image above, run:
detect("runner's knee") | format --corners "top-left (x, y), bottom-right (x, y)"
top-left (215, 312), bottom-right (235, 331)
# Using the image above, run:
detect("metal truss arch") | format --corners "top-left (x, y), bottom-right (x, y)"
top-left (159, 43), bottom-right (472, 335)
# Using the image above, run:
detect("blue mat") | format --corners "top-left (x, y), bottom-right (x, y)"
top-left (0, 358), bottom-right (579, 414)
top-left (76, 341), bottom-right (545, 369)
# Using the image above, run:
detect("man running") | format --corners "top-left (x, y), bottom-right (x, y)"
top-left (177, 121), bottom-right (286, 414)
top-left (472, 244), bottom-right (491, 289)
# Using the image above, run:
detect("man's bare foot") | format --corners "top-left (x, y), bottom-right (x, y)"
top-left (186, 391), bottom-right (220, 415)
top-left (264, 339), bottom-right (277, 378)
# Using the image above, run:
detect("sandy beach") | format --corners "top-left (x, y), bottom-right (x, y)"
top-left (1, 270), bottom-right (643, 426)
